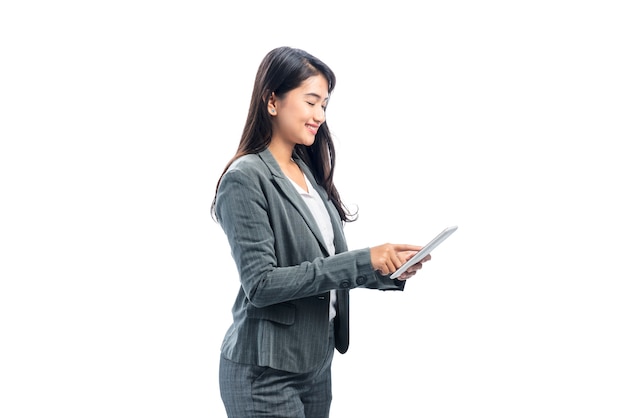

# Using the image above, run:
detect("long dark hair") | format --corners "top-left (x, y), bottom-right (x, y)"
top-left (211, 46), bottom-right (356, 223)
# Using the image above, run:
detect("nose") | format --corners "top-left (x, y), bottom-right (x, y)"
top-left (314, 106), bottom-right (325, 123)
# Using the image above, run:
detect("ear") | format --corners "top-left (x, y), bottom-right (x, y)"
top-left (267, 92), bottom-right (277, 116)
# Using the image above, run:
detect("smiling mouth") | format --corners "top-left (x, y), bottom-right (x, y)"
top-left (306, 124), bottom-right (319, 134)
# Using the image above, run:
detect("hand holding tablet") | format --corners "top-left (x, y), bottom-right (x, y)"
top-left (390, 225), bottom-right (458, 279)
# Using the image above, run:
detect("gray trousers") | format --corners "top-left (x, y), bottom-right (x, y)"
top-left (219, 323), bottom-right (335, 418)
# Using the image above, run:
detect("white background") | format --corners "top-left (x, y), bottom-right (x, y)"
top-left (1, 1), bottom-right (625, 417)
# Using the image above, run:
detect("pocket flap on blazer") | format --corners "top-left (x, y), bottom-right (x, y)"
top-left (246, 303), bottom-right (295, 325)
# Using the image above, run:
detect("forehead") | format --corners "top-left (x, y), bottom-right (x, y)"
top-left (294, 75), bottom-right (329, 99)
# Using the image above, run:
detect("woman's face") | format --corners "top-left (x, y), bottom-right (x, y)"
top-left (269, 75), bottom-right (329, 148)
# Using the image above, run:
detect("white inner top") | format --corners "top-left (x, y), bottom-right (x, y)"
top-left (288, 174), bottom-right (337, 321)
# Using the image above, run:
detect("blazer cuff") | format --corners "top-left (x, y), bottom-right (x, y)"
top-left (375, 271), bottom-right (406, 291)
top-left (356, 248), bottom-right (405, 291)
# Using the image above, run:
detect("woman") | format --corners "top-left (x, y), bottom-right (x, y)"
top-left (211, 46), bottom-right (430, 418)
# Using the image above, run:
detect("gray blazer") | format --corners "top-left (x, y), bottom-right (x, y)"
top-left (215, 148), bottom-right (404, 373)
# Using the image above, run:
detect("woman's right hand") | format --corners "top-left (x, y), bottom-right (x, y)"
top-left (370, 243), bottom-right (424, 276)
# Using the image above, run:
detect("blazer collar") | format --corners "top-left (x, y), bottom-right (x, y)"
top-left (258, 148), bottom-right (343, 256)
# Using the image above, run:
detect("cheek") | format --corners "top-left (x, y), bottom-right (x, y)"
top-left (275, 112), bottom-right (297, 133)
top-left (281, 108), bottom-right (304, 126)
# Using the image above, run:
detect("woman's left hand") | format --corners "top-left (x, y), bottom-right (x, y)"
top-left (394, 251), bottom-right (432, 281)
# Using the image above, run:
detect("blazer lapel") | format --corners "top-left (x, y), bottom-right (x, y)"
top-left (259, 149), bottom-right (331, 256)
top-left (297, 159), bottom-right (348, 254)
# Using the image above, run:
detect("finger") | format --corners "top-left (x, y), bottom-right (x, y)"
top-left (393, 244), bottom-right (423, 253)
top-left (378, 261), bottom-right (391, 275)
top-left (386, 259), bottom-right (398, 274)
top-left (399, 250), bottom-right (418, 262)
top-left (392, 252), bottom-right (406, 270)
top-left (402, 261), bottom-right (423, 276)
top-left (398, 270), bottom-right (417, 280)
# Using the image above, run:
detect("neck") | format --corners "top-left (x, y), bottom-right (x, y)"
top-left (267, 141), bottom-right (295, 167)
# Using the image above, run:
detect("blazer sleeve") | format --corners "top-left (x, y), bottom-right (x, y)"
top-left (216, 167), bottom-right (402, 308)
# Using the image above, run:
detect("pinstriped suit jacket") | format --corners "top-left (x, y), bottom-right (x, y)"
top-left (215, 148), bottom-right (404, 373)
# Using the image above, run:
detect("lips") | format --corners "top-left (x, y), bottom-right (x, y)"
top-left (306, 123), bottom-right (319, 135)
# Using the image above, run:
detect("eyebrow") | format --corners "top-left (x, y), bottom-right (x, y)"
top-left (304, 92), bottom-right (329, 101)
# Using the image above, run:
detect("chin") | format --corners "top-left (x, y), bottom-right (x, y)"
top-left (302, 136), bottom-right (316, 147)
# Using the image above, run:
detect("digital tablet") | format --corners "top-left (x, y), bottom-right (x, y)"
top-left (390, 225), bottom-right (458, 279)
